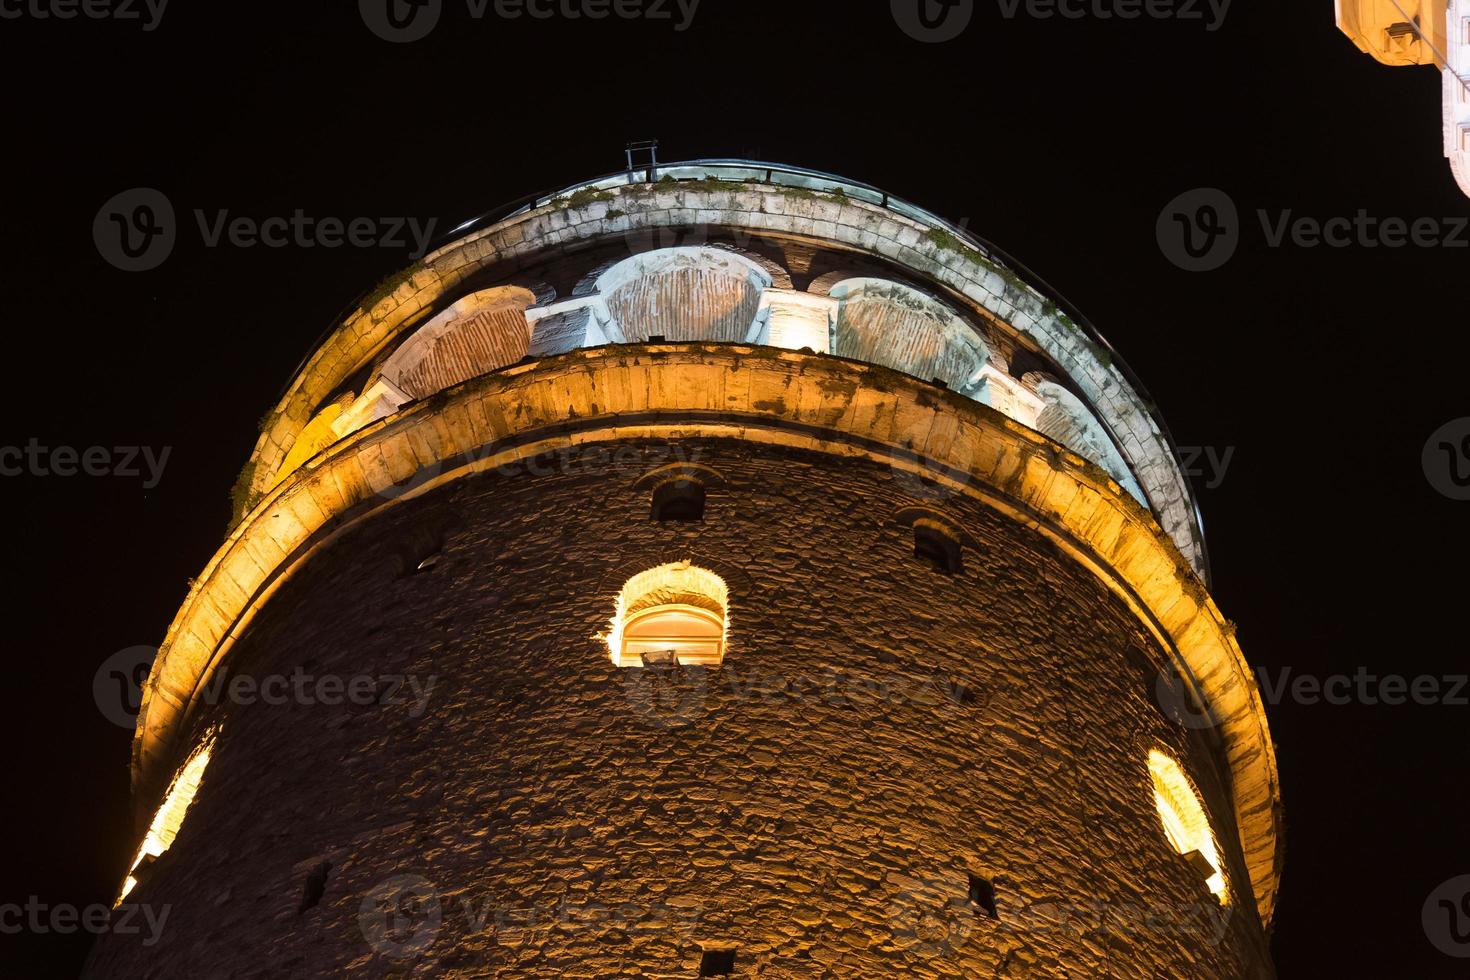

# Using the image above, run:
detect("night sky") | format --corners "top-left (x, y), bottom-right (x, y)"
top-left (4, 1), bottom-right (1468, 976)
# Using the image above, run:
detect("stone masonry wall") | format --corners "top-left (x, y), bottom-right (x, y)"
top-left (92, 440), bottom-right (1272, 979)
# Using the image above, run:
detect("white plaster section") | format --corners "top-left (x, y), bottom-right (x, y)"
top-left (972, 365), bottom-right (1045, 429)
top-left (525, 295), bottom-right (619, 344)
top-left (757, 289), bottom-right (838, 352)
top-left (1338, 0), bottom-right (1470, 198)
top-left (1447, 0), bottom-right (1470, 196)
top-left (1035, 381), bottom-right (1148, 505)
top-left (331, 376), bottom-right (411, 439)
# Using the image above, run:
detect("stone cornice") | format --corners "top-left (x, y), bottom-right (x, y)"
top-left (240, 181), bottom-right (1204, 572)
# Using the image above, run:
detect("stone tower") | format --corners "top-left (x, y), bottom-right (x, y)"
top-left (90, 162), bottom-right (1283, 978)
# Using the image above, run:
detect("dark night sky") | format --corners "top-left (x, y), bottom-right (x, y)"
top-left (3, 1), bottom-right (1468, 976)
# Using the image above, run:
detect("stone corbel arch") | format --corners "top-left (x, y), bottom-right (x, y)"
top-left (592, 247), bottom-right (775, 343)
top-left (1031, 379), bottom-right (1147, 505)
top-left (830, 278), bottom-right (991, 392)
top-left (378, 285), bottom-right (539, 400)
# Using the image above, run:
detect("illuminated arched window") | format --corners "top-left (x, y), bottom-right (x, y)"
top-left (117, 736), bottom-right (215, 904)
top-left (604, 561), bottom-right (728, 667)
top-left (1148, 749), bottom-right (1229, 904)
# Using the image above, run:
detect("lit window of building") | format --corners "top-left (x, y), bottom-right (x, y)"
top-left (1148, 749), bottom-right (1229, 904)
top-left (117, 737), bottom-right (214, 904)
top-left (604, 561), bottom-right (728, 667)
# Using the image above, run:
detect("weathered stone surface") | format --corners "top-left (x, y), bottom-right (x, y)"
top-left (133, 348), bottom-right (1281, 927)
top-left (91, 440), bottom-right (1273, 979)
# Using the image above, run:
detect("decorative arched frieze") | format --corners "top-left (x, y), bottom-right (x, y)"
top-left (830, 278), bottom-right (990, 392)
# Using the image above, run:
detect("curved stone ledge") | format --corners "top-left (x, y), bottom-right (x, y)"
top-left (143, 345), bottom-right (1280, 922)
top-left (241, 181), bottom-right (1203, 572)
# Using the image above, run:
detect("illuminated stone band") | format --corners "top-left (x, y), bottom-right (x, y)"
top-left (239, 180), bottom-right (1205, 571)
top-left (135, 345), bottom-right (1283, 922)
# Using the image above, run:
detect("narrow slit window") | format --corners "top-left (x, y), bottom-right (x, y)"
top-left (1148, 750), bottom-right (1229, 904)
top-left (651, 479), bottom-right (706, 522)
top-left (298, 860), bottom-right (332, 914)
top-left (117, 736), bottom-right (215, 904)
top-left (967, 873), bottom-right (999, 919)
top-left (699, 948), bottom-right (737, 976)
top-left (913, 520), bottom-right (963, 575)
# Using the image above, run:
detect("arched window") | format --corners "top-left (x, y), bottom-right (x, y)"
top-left (118, 736), bottom-right (215, 904)
top-left (1148, 749), bottom-right (1229, 903)
top-left (604, 561), bottom-right (728, 667)
top-left (913, 519), bottom-right (963, 575)
top-left (1031, 380), bottom-right (1147, 505)
top-left (651, 478), bottom-right (706, 522)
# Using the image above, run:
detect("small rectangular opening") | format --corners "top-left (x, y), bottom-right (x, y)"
top-left (298, 860), bottom-right (332, 914)
top-left (968, 873), bottom-right (998, 920)
top-left (914, 525), bottom-right (963, 575)
top-left (699, 948), bottom-right (737, 976)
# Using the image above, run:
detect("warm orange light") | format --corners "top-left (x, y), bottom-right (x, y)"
top-left (603, 561), bottom-right (728, 667)
top-left (117, 736), bottom-right (214, 904)
top-left (1149, 750), bottom-right (1229, 904)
